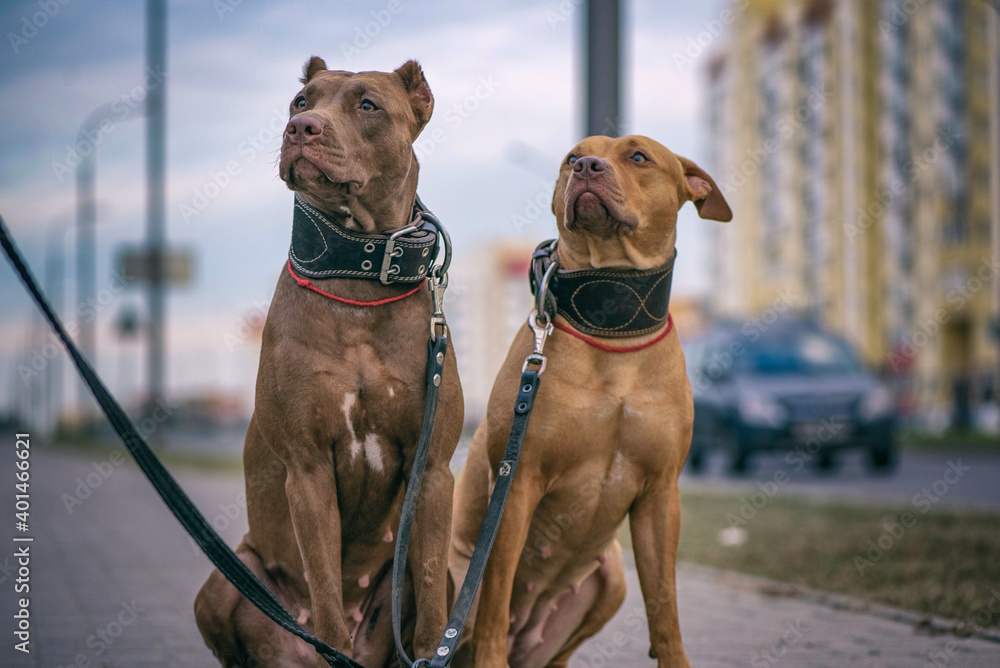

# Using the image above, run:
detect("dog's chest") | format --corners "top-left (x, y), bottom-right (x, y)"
top-left (335, 388), bottom-right (406, 474)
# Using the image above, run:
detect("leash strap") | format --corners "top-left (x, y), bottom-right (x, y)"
top-left (0, 216), bottom-right (362, 668)
top-left (427, 367), bottom-right (542, 666)
top-left (391, 333), bottom-right (449, 668)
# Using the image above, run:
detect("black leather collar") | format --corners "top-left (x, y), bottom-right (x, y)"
top-left (289, 193), bottom-right (439, 284)
top-left (529, 239), bottom-right (675, 338)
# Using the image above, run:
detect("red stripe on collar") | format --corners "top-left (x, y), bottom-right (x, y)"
top-left (552, 314), bottom-right (673, 353)
top-left (287, 260), bottom-right (425, 306)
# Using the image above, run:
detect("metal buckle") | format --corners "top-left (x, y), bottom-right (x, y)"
top-left (380, 225), bottom-right (419, 284)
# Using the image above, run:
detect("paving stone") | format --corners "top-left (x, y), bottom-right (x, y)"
top-left (1, 447), bottom-right (998, 667)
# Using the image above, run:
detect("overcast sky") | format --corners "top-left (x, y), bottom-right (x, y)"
top-left (0, 0), bottom-right (731, 410)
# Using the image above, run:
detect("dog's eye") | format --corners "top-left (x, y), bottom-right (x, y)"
top-left (294, 96), bottom-right (306, 110)
top-left (567, 154), bottom-right (578, 165)
top-left (632, 152), bottom-right (648, 163)
top-left (361, 99), bottom-right (379, 112)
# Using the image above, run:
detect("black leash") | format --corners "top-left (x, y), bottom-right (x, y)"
top-left (0, 215), bottom-right (366, 668)
top-left (403, 262), bottom-right (558, 667)
top-left (4, 202), bottom-right (554, 667)
top-left (425, 364), bottom-right (543, 666)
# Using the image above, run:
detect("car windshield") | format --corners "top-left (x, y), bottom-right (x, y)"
top-left (737, 332), bottom-right (861, 376)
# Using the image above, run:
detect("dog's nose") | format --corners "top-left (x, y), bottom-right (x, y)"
top-left (285, 115), bottom-right (324, 143)
top-left (573, 156), bottom-right (607, 176)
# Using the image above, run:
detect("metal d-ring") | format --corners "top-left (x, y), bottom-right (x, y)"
top-left (419, 209), bottom-right (452, 281)
top-left (534, 260), bottom-right (558, 323)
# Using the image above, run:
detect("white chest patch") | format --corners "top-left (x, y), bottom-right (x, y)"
top-left (341, 392), bottom-right (386, 472)
top-left (342, 393), bottom-right (362, 459)
top-left (607, 452), bottom-right (627, 485)
top-left (363, 433), bottom-right (384, 471)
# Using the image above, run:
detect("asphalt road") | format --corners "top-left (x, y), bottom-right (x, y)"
top-left (3, 442), bottom-right (998, 667)
top-left (679, 448), bottom-right (1000, 510)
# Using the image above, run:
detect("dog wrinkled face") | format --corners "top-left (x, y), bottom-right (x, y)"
top-left (278, 57), bottom-right (433, 226)
top-left (551, 135), bottom-right (732, 269)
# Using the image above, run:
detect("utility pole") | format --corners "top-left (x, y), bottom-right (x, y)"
top-left (146, 0), bottom-right (167, 425)
top-left (988, 1), bottom-right (1000, 398)
top-left (74, 107), bottom-right (106, 426)
top-left (585, 0), bottom-right (622, 138)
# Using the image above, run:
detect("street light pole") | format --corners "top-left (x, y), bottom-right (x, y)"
top-left (74, 104), bottom-right (112, 425)
top-left (988, 2), bottom-right (1000, 398)
top-left (146, 0), bottom-right (167, 422)
top-left (45, 219), bottom-right (69, 434)
top-left (585, 0), bottom-right (622, 138)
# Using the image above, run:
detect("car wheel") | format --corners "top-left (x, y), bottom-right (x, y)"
top-left (686, 443), bottom-right (706, 473)
top-left (815, 451), bottom-right (838, 473)
top-left (868, 440), bottom-right (897, 474)
top-left (729, 434), bottom-right (752, 474)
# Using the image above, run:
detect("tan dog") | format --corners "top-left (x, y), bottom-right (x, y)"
top-left (449, 135), bottom-right (731, 667)
top-left (194, 58), bottom-right (463, 668)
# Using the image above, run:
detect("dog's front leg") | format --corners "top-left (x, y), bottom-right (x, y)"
top-left (628, 476), bottom-right (691, 668)
top-left (284, 460), bottom-right (353, 666)
top-left (471, 470), bottom-right (543, 668)
top-left (408, 459), bottom-right (455, 658)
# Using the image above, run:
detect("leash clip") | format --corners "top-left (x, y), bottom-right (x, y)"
top-left (429, 271), bottom-right (449, 341)
top-left (523, 309), bottom-right (553, 374)
top-left (417, 205), bottom-right (452, 342)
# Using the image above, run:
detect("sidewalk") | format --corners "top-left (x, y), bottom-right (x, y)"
top-left (2, 446), bottom-right (998, 667)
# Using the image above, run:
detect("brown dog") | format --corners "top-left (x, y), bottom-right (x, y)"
top-left (194, 58), bottom-right (463, 668)
top-left (449, 135), bottom-right (731, 667)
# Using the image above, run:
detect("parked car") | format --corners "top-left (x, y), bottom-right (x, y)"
top-left (685, 318), bottom-right (897, 474)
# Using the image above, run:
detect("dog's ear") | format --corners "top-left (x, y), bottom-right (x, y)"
top-left (394, 60), bottom-right (434, 136)
top-left (300, 56), bottom-right (328, 84)
top-left (677, 155), bottom-right (732, 222)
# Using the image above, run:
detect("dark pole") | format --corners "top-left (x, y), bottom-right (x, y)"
top-left (146, 0), bottom-right (167, 422)
top-left (45, 223), bottom-right (66, 434)
top-left (73, 101), bottom-right (143, 426)
top-left (75, 138), bottom-right (97, 424)
top-left (585, 0), bottom-right (622, 138)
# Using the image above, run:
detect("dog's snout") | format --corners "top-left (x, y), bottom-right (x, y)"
top-left (573, 156), bottom-right (607, 176)
top-left (285, 115), bottom-right (324, 143)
